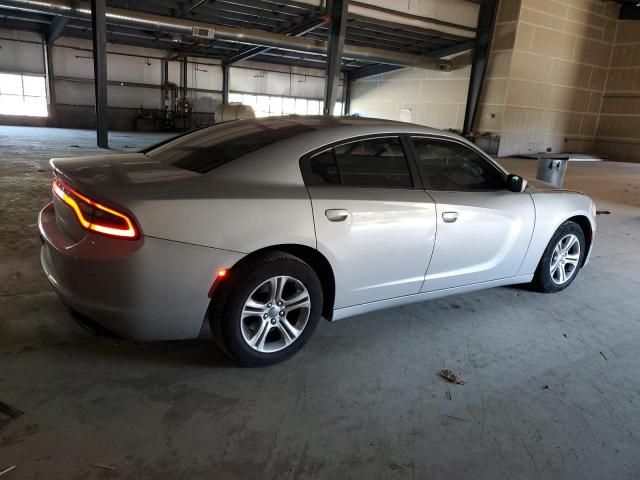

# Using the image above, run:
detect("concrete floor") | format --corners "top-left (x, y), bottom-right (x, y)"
top-left (1, 126), bottom-right (640, 479)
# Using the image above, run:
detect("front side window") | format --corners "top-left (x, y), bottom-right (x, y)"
top-left (305, 137), bottom-right (413, 189)
top-left (411, 137), bottom-right (505, 191)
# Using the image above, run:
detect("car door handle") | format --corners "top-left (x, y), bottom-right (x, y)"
top-left (442, 211), bottom-right (459, 223)
top-left (325, 209), bottom-right (349, 222)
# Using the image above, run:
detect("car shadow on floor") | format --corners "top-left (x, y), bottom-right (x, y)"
top-left (65, 307), bottom-right (239, 368)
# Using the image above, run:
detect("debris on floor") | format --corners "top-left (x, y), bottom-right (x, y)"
top-left (541, 385), bottom-right (550, 390)
top-left (0, 401), bottom-right (24, 429)
top-left (92, 464), bottom-right (117, 471)
top-left (600, 351), bottom-right (608, 361)
top-left (439, 369), bottom-right (465, 385)
top-left (596, 210), bottom-right (611, 215)
top-left (0, 401), bottom-right (24, 420)
top-left (0, 466), bottom-right (16, 477)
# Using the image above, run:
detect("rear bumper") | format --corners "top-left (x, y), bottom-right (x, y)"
top-left (39, 202), bottom-right (244, 340)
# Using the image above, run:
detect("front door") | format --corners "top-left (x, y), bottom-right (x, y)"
top-left (408, 136), bottom-right (535, 292)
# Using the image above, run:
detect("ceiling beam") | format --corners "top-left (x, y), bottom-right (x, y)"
top-left (223, 15), bottom-right (327, 65)
top-left (0, 0), bottom-right (452, 71)
top-left (348, 1), bottom-right (476, 33)
top-left (179, 0), bottom-right (208, 18)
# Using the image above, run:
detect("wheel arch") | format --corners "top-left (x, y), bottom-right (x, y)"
top-left (565, 215), bottom-right (593, 266)
top-left (217, 244), bottom-right (336, 321)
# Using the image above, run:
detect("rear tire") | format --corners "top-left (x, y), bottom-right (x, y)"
top-left (209, 251), bottom-right (323, 367)
top-left (531, 221), bottom-right (585, 293)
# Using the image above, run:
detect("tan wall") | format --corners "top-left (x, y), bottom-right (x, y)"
top-left (595, 20), bottom-right (640, 163)
top-left (478, 0), bottom-right (619, 157)
top-left (348, 0), bottom-right (516, 130)
top-left (348, 0), bottom-right (639, 161)
top-left (349, 65), bottom-right (471, 130)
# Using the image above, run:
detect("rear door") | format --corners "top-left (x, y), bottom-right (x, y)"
top-left (302, 136), bottom-right (437, 309)
top-left (408, 136), bottom-right (535, 291)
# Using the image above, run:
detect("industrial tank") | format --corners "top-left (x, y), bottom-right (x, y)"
top-left (215, 102), bottom-right (256, 123)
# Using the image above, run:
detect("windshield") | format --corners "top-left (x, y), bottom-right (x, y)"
top-left (144, 119), bottom-right (313, 174)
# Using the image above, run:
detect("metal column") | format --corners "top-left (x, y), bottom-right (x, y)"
top-left (222, 64), bottom-right (229, 104)
top-left (43, 41), bottom-right (57, 126)
top-left (181, 56), bottom-right (188, 99)
top-left (323, 0), bottom-right (348, 115)
top-left (462, 0), bottom-right (498, 135)
top-left (343, 71), bottom-right (351, 115)
top-left (91, 0), bottom-right (108, 148)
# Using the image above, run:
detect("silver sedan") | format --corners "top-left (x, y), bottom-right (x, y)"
top-left (39, 117), bottom-right (596, 366)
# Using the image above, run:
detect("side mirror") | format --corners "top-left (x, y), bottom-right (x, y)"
top-left (506, 174), bottom-right (527, 193)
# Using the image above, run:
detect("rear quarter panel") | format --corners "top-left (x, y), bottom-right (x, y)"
top-left (517, 191), bottom-right (595, 275)
top-left (128, 182), bottom-right (316, 254)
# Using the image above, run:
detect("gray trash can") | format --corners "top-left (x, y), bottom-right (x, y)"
top-left (536, 156), bottom-right (568, 187)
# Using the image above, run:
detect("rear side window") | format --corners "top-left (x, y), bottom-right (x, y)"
top-left (305, 137), bottom-right (413, 189)
top-left (411, 137), bottom-right (506, 191)
top-left (145, 120), bottom-right (313, 173)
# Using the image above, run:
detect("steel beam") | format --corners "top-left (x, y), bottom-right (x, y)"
top-left (181, 56), bottom-right (188, 98)
top-left (222, 63), bottom-right (229, 104)
top-left (349, 63), bottom-right (399, 81)
top-left (349, 1), bottom-right (477, 34)
top-left (343, 71), bottom-right (351, 115)
top-left (43, 40), bottom-right (57, 125)
top-left (223, 16), bottom-right (327, 65)
top-left (323, 0), bottom-right (348, 115)
top-left (91, 0), bottom-right (108, 148)
top-left (0, 0), bottom-right (454, 72)
top-left (462, 0), bottom-right (498, 135)
top-left (179, 0), bottom-right (208, 18)
top-left (46, 15), bottom-right (68, 44)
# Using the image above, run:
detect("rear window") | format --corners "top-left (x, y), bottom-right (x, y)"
top-left (145, 119), bottom-right (313, 173)
top-left (305, 136), bottom-right (413, 189)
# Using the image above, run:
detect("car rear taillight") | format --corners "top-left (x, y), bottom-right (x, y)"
top-left (52, 178), bottom-right (139, 239)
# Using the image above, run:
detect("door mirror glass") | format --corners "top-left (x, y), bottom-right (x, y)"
top-left (506, 174), bottom-right (527, 193)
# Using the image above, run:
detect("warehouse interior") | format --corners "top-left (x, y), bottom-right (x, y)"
top-left (1, 0), bottom-right (640, 478)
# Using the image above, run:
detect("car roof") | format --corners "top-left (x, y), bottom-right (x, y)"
top-left (245, 115), bottom-right (450, 136)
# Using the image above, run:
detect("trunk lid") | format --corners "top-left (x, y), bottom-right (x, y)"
top-left (50, 153), bottom-right (202, 241)
top-left (51, 153), bottom-right (201, 199)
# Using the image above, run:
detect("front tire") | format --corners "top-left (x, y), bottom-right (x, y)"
top-left (210, 251), bottom-right (323, 367)
top-left (531, 221), bottom-right (585, 293)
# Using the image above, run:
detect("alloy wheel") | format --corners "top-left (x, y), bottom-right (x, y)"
top-left (240, 275), bottom-right (311, 353)
top-left (549, 234), bottom-right (581, 285)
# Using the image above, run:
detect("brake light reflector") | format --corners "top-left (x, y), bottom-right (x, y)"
top-left (52, 178), bottom-right (138, 239)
